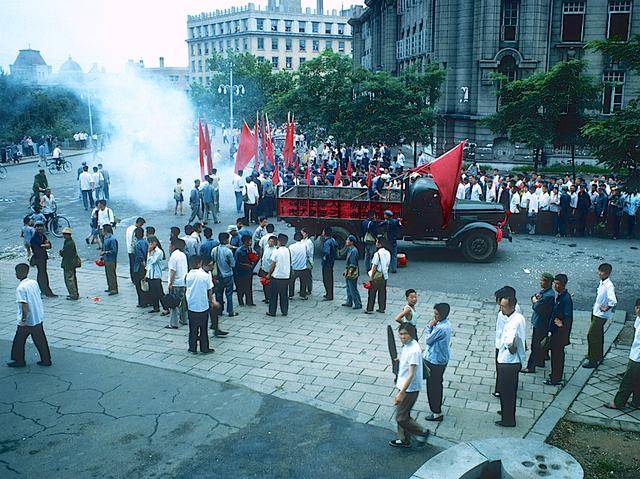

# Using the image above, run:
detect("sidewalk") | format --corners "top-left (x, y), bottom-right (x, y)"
top-left (2, 148), bottom-right (91, 167)
top-left (0, 259), bottom-right (626, 444)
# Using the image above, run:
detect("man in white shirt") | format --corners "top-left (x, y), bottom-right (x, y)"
top-left (243, 177), bottom-right (260, 224)
top-left (607, 299), bottom-right (640, 410)
top-left (527, 185), bottom-right (540, 235)
top-left (539, 186), bottom-right (550, 211)
top-left (389, 322), bottom-right (430, 448)
top-left (301, 228), bottom-right (314, 294)
top-left (258, 233), bottom-right (277, 303)
top-left (266, 233), bottom-right (291, 317)
top-left (496, 294), bottom-right (527, 427)
top-left (96, 200), bottom-right (114, 229)
top-left (185, 255), bottom-right (218, 354)
top-left (78, 165), bottom-right (94, 210)
top-left (365, 236), bottom-right (391, 314)
top-left (492, 285), bottom-right (520, 397)
top-left (166, 238), bottom-right (189, 329)
top-left (456, 180), bottom-right (466, 200)
top-left (91, 167), bottom-right (104, 201)
top-left (584, 263), bottom-right (617, 368)
top-left (40, 189), bottom-right (56, 224)
top-left (509, 185), bottom-right (520, 214)
top-left (288, 232), bottom-right (310, 299)
top-left (233, 170), bottom-right (245, 214)
top-left (8, 263), bottom-right (52, 368)
top-left (125, 217), bottom-right (145, 282)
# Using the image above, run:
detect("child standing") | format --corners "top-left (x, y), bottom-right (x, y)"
top-left (21, 216), bottom-right (35, 259)
top-left (174, 178), bottom-right (184, 215)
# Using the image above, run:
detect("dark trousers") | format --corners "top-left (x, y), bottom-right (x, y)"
top-left (244, 202), bottom-right (257, 224)
top-left (208, 303), bottom-right (222, 332)
top-left (81, 189), bottom-right (94, 210)
top-left (188, 309), bottom-right (210, 352)
top-left (559, 213), bottom-right (569, 236)
top-left (396, 391), bottom-right (425, 443)
top-left (426, 362), bottom-right (446, 414)
top-left (105, 261), bottom-right (118, 293)
top-left (322, 266), bottom-right (334, 299)
top-left (63, 267), bottom-right (79, 299)
top-left (496, 363), bottom-right (521, 426)
top-left (289, 269), bottom-right (311, 298)
top-left (258, 268), bottom-right (270, 301)
top-left (587, 314), bottom-right (607, 363)
top-left (148, 278), bottom-right (163, 310)
top-left (215, 275), bottom-right (234, 315)
top-left (128, 253), bottom-right (135, 282)
top-left (614, 359), bottom-right (640, 409)
top-left (494, 349), bottom-right (500, 394)
top-left (549, 334), bottom-right (566, 383)
top-left (366, 278), bottom-right (387, 312)
top-left (34, 260), bottom-right (54, 296)
top-left (268, 278), bottom-right (289, 315)
top-left (236, 274), bottom-right (254, 306)
top-left (526, 327), bottom-right (547, 371)
top-left (11, 323), bottom-right (51, 365)
top-left (626, 214), bottom-right (636, 238)
top-left (133, 269), bottom-right (150, 307)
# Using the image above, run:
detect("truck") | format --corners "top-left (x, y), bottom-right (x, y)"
top-left (276, 176), bottom-right (511, 262)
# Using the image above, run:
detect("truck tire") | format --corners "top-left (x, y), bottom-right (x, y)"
top-left (461, 230), bottom-right (497, 262)
top-left (330, 226), bottom-right (350, 260)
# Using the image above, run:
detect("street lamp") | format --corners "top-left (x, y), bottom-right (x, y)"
top-left (80, 92), bottom-right (96, 148)
top-left (217, 66), bottom-right (245, 134)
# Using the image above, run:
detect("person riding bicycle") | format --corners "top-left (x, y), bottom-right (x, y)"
top-left (32, 169), bottom-right (49, 206)
top-left (40, 189), bottom-right (57, 227)
top-left (52, 144), bottom-right (64, 168)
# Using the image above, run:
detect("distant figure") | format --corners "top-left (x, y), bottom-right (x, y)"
top-left (174, 178), bottom-right (184, 215)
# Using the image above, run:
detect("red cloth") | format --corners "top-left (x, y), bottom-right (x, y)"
top-left (375, 160), bottom-right (380, 176)
top-left (198, 120), bottom-right (205, 180)
top-left (346, 160), bottom-right (352, 178)
top-left (265, 116), bottom-right (275, 165)
top-left (272, 164), bottom-right (280, 186)
top-left (305, 164), bottom-right (311, 186)
top-left (282, 119), bottom-right (295, 167)
top-left (333, 166), bottom-right (342, 186)
top-left (204, 122), bottom-right (213, 175)
top-left (366, 168), bottom-right (372, 189)
top-left (234, 122), bottom-right (257, 174)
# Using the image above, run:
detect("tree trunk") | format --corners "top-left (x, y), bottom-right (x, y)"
top-left (413, 141), bottom-right (417, 168)
top-left (570, 144), bottom-right (576, 182)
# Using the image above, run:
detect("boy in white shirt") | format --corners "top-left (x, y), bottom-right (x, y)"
top-left (584, 263), bottom-right (617, 368)
top-left (606, 299), bottom-right (640, 410)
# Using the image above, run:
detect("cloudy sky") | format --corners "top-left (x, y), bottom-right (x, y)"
top-left (1, 0), bottom-right (362, 73)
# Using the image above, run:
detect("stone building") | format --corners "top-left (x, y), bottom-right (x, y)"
top-left (9, 48), bottom-right (52, 85)
top-left (126, 57), bottom-right (190, 91)
top-left (186, 0), bottom-right (357, 85)
top-left (350, 0), bottom-right (640, 164)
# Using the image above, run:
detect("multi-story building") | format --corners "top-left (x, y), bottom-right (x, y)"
top-left (350, 0), bottom-right (640, 164)
top-left (126, 57), bottom-right (190, 91)
top-left (186, 0), bottom-right (357, 85)
top-left (9, 48), bottom-right (52, 85)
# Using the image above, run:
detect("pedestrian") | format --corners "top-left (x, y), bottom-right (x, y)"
top-left (301, 228), bottom-right (314, 294)
top-left (576, 184), bottom-right (591, 236)
top-left (166, 238), bottom-right (188, 329)
top-left (605, 298), bottom-right (640, 410)
top-left (491, 287), bottom-right (518, 399)
top-left (100, 224), bottom-right (119, 296)
top-left (201, 175), bottom-right (215, 224)
top-left (527, 185), bottom-right (539, 235)
top-left (37, 143), bottom-right (46, 168)
top-left (495, 294), bottom-right (526, 427)
top-left (342, 235), bottom-right (362, 309)
top-left (289, 231), bottom-right (311, 300)
top-left (379, 210), bottom-right (401, 273)
top-left (92, 166), bottom-right (103, 201)
top-left (98, 164), bottom-right (110, 200)
top-left (21, 216), bottom-right (35, 260)
top-left (181, 224), bottom-right (199, 259)
top-left (365, 236), bottom-right (390, 314)
top-left (360, 210), bottom-right (378, 272)
top-left (96, 200), bottom-right (115, 243)
top-left (210, 168), bottom-right (221, 223)
top-left (174, 178), bottom-right (184, 215)
top-left (243, 177), bottom-right (260, 224)
top-left (233, 169), bottom-right (245, 213)
top-left (133, 227), bottom-right (150, 307)
top-left (423, 303), bottom-right (452, 422)
top-left (188, 179), bottom-right (203, 223)
top-left (521, 273), bottom-right (555, 374)
top-left (199, 227), bottom-right (219, 265)
top-left (8, 263), bottom-right (52, 368)
top-left (388, 322), bottom-right (430, 448)
top-left (321, 227), bottom-right (338, 301)
top-left (212, 232), bottom-right (237, 317)
top-left (145, 235), bottom-right (165, 313)
top-left (59, 227), bottom-right (81, 300)
top-left (79, 165), bottom-right (94, 210)
top-left (185, 255), bottom-right (217, 354)
top-left (203, 259), bottom-right (229, 338)
top-left (394, 289), bottom-right (419, 335)
top-left (584, 263), bottom-right (617, 369)
top-left (558, 186), bottom-right (571, 237)
top-left (546, 274), bottom-right (573, 385)
top-left (125, 217), bottom-right (145, 282)
top-left (252, 217), bottom-right (268, 255)
top-left (234, 235), bottom-right (257, 307)
top-left (258, 234), bottom-right (277, 304)
top-left (30, 223), bottom-right (56, 297)
top-left (266, 233), bottom-right (291, 317)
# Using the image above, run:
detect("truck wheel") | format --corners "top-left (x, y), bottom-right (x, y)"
top-left (461, 231), bottom-right (497, 262)
top-left (331, 226), bottom-right (350, 260)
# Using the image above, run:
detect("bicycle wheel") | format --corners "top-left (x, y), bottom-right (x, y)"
top-left (63, 160), bottom-right (72, 173)
top-left (51, 215), bottom-right (70, 238)
top-left (48, 163), bottom-right (58, 174)
top-left (0, 165), bottom-right (6, 179)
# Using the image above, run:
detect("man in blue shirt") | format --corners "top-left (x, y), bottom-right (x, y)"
top-left (342, 235), bottom-right (362, 309)
top-left (360, 210), bottom-right (378, 272)
top-left (133, 227), bottom-right (149, 307)
top-left (379, 210), bottom-right (401, 273)
top-left (201, 176), bottom-right (215, 225)
top-left (321, 227), bottom-right (338, 301)
top-left (558, 186), bottom-right (571, 237)
top-left (199, 227), bottom-right (219, 265)
top-left (234, 235), bottom-right (256, 307)
top-left (100, 224), bottom-right (119, 295)
top-left (546, 274), bottom-right (573, 385)
top-left (188, 179), bottom-right (203, 223)
top-left (423, 303), bottom-right (452, 422)
top-left (522, 273), bottom-right (555, 374)
top-left (213, 232), bottom-right (237, 317)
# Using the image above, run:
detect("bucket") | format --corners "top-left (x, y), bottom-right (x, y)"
top-left (397, 253), bottom-right (407, 267)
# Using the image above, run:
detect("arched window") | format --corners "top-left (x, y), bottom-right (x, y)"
top-left (497, 55), bottom-right (518, 82)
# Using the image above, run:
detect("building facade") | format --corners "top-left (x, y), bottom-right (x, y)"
top-left (350, 0), bottom-right (640, 164)
top-left (9, 48), bottom-right (52, 85)
top-left (186, 0), bottom-right (357, 85)
top-left (126, 58), bottom-right (190, 91)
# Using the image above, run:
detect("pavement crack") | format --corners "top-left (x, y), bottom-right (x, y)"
top-left (0, 459), bottom-right (20, 475)
top-left (171, 387), bottom-right (181, 405)
top-left (148, 414), bottom-right (161, 443)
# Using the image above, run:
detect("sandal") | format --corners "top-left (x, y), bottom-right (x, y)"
top-left (388, 439), bottom-right (410, 448)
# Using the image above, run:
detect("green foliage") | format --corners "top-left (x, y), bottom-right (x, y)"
top-left (588, 34), bottom-right (640, 73)
top-left (0, 72), bottom-right (93, 143)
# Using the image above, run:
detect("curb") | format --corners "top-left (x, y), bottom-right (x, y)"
top-left (563, 412), bottom-right (640, 434)
top-left (2, 149), bottom-right (91, 167)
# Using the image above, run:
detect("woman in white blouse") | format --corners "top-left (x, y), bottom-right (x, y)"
top-left (146, 236), bottom-right (165, 313)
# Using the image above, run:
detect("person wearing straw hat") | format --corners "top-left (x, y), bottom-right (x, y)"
top-left (59, 227), bottom-right (81, 300)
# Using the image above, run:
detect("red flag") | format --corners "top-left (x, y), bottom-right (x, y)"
top-left (234, 122), bottom-right (257, 174)
top-left (346, 159), bottom-right (352, 178)
top-left (294, 160), bottom-right (299, 177)
top-left (366, 167), bottom-right (372, 189)
top-left (272, 164), bottom-right (280, 186)
top-left (319, 160), bottom-right (325, 176)
top-left (198, 119), bottom-right (205, 180)
top-left (283, 115), bottom-right (295, 167)
top-left (333, 166), bottom-right (342, 186)
top-left (265, 114), bottom-right (275, 165)
top-left (253, 115), bottom-right (260, 173)
top-left (204, 122), bottom-right (213, 174)
top-left (375, 159), bottom-right (380, 176)
top-left (305, 164), bottom-right (311, 186)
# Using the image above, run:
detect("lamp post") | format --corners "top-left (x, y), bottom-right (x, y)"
top-left (217, 66), bottom-right (245, 134)
top-left (80, 92), bottom-right (95, 148)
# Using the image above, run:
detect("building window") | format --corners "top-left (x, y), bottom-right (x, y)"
top-left (338, 41), bottom-right (345, 52)
top-left (286, 57), bottom-right (293, 69)
top-left (197, 44), bottom-right (202, 55)
top-left (219, 41), bottom-right (224, 51)
top-left (258, 38), bottom-right (265, 50)
top-left (325, 23), bottom-right (332, 34)
top-left (299, 39), bottom-right (306, 51)
top-left (338, 23), bottom-right (345, 34)
top-left (608, 1), bottom-right (632, 40)
top-left (272, 56), bottom-right (279, 69)
top-left (235, 21), bottom-right (240, 33)
top-left (497, 55), bottom-right (518, 82)
top-left (312, 22), bottom-right (319, 33)
top-left (285, 38), bottom-right (292, 51)
top-left (312, 40), bottom-right (319, 52)
top-left (325, 40), bottom-right (333, 51)
top-left (272, 37), bottom-right (278, 50)
top-left (243, 39), bottom-right (248, 51)
top-left (285, 20), bottom-right (292, 32)
top-left (257, 56), bottom-right (265, 62)
top-left (603, 71), bottom-right (625, 113)
top-left (234, 39), bottom-right (239, 51)
top-left (198, 59), bottom-right (202, 71)
top-left (501, 0), bottom-right (519, 41)
top-left (242, 19), bottom-right (248, 31)
top-left (271, 19), bottom-right (278, 31)
top-left (300, 57), bottom-right (306, 65)
top-left (299, 21), bottom-right (306, 33)
top-left (561, 2), bottom-right (586, 42)
top-left (191, 60), bottom-right (195, 72)
top-left (190, 45), bottom-right (195, 56)
top-left (257, 18), bottom-right (265, 31)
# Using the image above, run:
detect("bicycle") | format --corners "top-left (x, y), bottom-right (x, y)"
top-left (47, 158), bottom-right (72, 174)
top-left (0, 164), bottom-right (6, 179)
top-left (45, 209), bottom-right (71, 238)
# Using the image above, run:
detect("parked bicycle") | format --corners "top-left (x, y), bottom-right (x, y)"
top-left (0, 164), bottom-right (7, 179)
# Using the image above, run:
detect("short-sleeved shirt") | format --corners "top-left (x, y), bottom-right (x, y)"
top-left (289, 241), bottom-right (308, 271)
top-left (396, 340), bottom-right (423, 392)
top-left (16, 278), bottom-right (44, 326)
top-left (168, 250), bottom-right (188, 287)
top-left (270, 246), bottom-right (291, 279)
top-left (371, 248), bottom-right (391, 280)
top-left (185, 268), bottom-right (213, 313)
top-left (79, 171), bottom-right (93, 190)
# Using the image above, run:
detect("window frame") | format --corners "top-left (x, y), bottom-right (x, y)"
top-left (501, 0), bottom-right (519, 42)
top-left (607, 1), bottom-right (632, 40)
top-left (561, 1), bottom-right (586, 43)
top-left (602, 70), bottom-right (625, 114)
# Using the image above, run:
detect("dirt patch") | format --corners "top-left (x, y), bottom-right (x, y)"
top-left (547, 419), bottom-right (640, 479)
